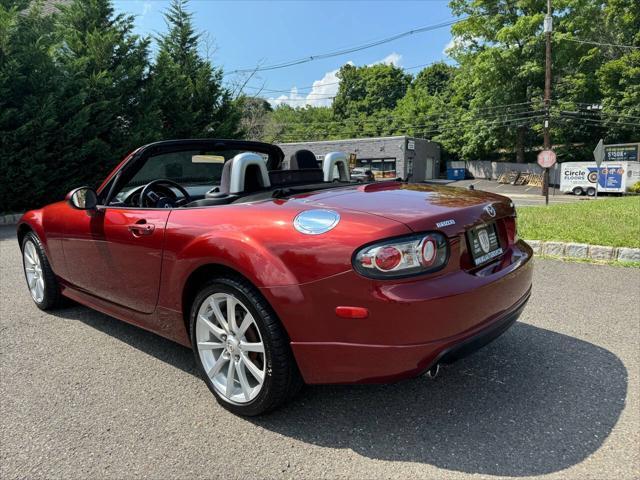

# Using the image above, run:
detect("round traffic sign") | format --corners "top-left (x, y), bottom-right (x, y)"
top-left (537, 149), bottom-right (557, 168)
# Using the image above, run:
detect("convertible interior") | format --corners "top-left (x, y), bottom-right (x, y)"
top-left (108, 145), bottom-right (362, 209)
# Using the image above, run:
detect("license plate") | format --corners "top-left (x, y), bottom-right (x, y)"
top-left (467, 222), bottom-right (503, 266)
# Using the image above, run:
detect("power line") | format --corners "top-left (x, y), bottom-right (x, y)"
top-left (225, 18), bottom-right (465, 75)
top-left (559, 109), bottom-right (640, 121)
top-left (557, 113), bottom-right (639, 128)
top-left (269, 110), bottom-right (634, 142)
top-left (263, 109), bottom-right (545, 132)
top-left (267, 106), bottom-right (637, 141)
top-left (557, 36), bottom-right (640, 50)
top-left (258, 101), bottom-right (543, 127)
top-left (272, 115), bottom-right (546, 141)
top-left (269, 94), bottom-right (337, 102)
top-left (238, 59), bottom-right (456, 95)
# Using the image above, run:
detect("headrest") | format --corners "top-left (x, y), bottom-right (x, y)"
top-left (223, 152), bottom-right (270, 194)
top-left (219, 158), bottom-right (234, 194)
top-left (290, 150), bottom-right (318, 170)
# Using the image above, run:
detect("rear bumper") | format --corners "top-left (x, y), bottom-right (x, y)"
top-left (428, 287), bottom-right (528, 367)
top-left (263, 240), bottom-right (533, 384)
top-left (291, 287), bottom-right (529, 384)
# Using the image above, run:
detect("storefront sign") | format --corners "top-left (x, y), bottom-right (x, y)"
top-left (605, 144), bottom-right (638, 162)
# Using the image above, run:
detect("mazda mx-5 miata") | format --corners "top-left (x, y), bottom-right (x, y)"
top-left (18, 139), bottom-right (533, 415)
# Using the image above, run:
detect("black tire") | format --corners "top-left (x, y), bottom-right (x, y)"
top-left (21, 231), bottom-right (64, 310)
top-left (190, 276), bottom-right (303, 416)
top-left (572, 186), bottom-right (584, 196)
top-left (586, 187), bottom-right (596, 197)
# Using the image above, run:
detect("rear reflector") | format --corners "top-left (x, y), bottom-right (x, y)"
top-left (335, 306), bottom-right (369, 319)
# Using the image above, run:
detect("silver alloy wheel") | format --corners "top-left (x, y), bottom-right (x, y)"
top-left (23, 240), bottom-right (45, 303)
top-left (196, 292), bottom-right (266, 404)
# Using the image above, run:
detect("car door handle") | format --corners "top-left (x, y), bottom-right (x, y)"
top-left (128, 222), bottom-right (155, 236)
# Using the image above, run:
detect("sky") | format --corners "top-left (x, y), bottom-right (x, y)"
top-left (112, 0), bottom-right (457, 107)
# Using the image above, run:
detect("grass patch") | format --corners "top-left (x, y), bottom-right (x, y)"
top-left (517, 197), bottom-right (640, 248)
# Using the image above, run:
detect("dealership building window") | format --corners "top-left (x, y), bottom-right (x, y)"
top-left (277, 136), bottom-right (441, 182)
top-left (357, 158), bottom-right (397, 178)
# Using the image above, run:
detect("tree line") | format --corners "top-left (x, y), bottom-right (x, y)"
top-left (256, 0), bottom-right (638, 164)
top-left (1, 0), bottom-right (240, 212)
top-left (1, 0), bottom-right (638, 212)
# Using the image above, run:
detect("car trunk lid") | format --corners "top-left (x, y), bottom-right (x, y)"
top-left (293, 182), bottom-right (514, 237)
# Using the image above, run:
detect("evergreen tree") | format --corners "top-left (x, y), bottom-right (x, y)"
top-left (53, 0), bottom-right (156, 185)
top-left (152, 0), bottom-right (239, 139)
top-left (1, 0), bottom-right (155, 211)
top-left (0, 1), bottom-right (61, 212)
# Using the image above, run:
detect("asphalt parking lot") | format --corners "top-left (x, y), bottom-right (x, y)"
top-left (1, 225), bottom-right (638, 479)
top-left (444, 179), bottom-right (591, 206)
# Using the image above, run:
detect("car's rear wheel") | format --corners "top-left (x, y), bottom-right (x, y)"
top-left (190, 276), bottom-right (302, 416)
top-left (586, 187), bottom-right (596, 197)
top-left (21, 232), bottom-right (63, 310)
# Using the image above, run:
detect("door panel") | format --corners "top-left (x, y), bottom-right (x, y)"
top-left (425, 158), bottom-right (434, 180)
top-left (62, 207), bottom-right (170, 313)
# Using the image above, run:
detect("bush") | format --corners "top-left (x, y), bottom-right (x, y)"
top-left (628, 181), bottom-right (640, 194)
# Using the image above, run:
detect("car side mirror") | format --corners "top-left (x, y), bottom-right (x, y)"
top-left (67, 187), bottom-right (98, 210)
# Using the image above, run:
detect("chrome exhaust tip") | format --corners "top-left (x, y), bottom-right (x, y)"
top-left (425, 363), bottom-right (440, 380)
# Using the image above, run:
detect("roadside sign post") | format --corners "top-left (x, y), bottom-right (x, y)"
top-left (593, 139), bottom-right (605, 199)
top-left (537, 149), bottom-right (557, 205)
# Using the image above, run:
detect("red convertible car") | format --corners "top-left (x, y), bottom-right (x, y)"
top-left (18, 139), bottom-right (533, 416)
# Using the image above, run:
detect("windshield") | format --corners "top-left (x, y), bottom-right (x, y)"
top-left (125, 149), bottom-right (267, 188)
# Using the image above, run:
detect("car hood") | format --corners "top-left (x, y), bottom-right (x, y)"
top-left (290, 182), bottom-right (513, 235)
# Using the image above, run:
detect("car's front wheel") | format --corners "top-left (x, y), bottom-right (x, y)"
top-left (190, 276), bottom-right (302, 416)
top-left (21, 232), bottom-right (63, 310)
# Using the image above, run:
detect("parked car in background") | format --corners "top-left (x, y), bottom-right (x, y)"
top-left (350, 167), bottom-right (369, 182)
top-left (351, 167), bottom-right (376, 182)
top-left (17, 140), bottom-right (533, 416)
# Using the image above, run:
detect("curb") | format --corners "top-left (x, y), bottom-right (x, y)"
top-left (525, 239), bottom-right (640, 263)
top-left (0, 213), bottom-right (23, 226)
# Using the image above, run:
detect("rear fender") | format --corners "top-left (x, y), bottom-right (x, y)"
top-left (158, 231), bottom-right (298, 313)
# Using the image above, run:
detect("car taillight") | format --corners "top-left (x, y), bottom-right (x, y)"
top-left (375, 246), bottom-right (402, 271)
top-left (353, 233), bottom-right (449, 279)
top-left (504, 216), bottom-right (518, 244)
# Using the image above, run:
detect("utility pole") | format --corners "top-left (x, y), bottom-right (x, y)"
top-left (542, 0), bottom-right (553, 205)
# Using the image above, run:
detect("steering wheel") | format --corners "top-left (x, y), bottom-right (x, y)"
top-left (139, 179), bottom-right (192, 208)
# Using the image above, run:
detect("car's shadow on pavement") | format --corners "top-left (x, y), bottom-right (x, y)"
top-left (257, 323), bottom-right (627, 477)
top-left (53, 305), bottom-right (626, 477)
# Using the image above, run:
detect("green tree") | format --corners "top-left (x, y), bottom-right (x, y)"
top-left (412, 62), bottom-right (456, 95)
top-left (441, 0), bottom-right (550, 162)
top-left (392, 63), bottom-right (457, 140)
top-left (1, 0), bottom-right (155, 211)
top-left (263, 104), bottom-right (335, 143)
top-left (440, 0), bottom-right (639, 162)
top-left (595, 0), bottom-right (639, 142)
top-left (598, 51), bottom-right (640, 142)
top-left (235, 96), bottom-right (272, 141)
top-left (52, 0), bottom-right (156, 186)
top-left (332, 63), bottom-right (411, 119)
top-left (152, 0), bottom-right (239, 139)
top-left (0, 1), bottom-right (60, 211)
